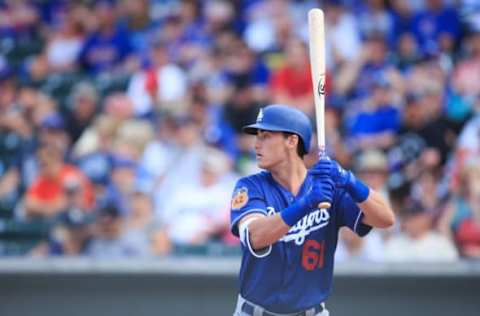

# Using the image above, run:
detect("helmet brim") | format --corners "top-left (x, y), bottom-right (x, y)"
top-left (242, 123), bottom-right (295, 135)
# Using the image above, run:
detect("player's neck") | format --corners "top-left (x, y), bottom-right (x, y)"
top-left (270, 158), bottom-right (307, 196)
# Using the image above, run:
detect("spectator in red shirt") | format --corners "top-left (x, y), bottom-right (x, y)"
top-left (269, 38), bottom-right (314, 114)
top-left (24, 144), bottom-right (94, 219)
top-left (442, 160), bottom-right (480, 258)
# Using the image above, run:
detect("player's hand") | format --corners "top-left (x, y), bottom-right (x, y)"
top-left (305, 176), bottom-right (335, 208)
top-left (310, 158), bottom-right (370, 203)
top-left (309, 158), bottom-right (351, 188)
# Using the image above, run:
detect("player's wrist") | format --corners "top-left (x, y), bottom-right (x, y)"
top-left (345, 171), bottom-right (370, 203)
top-left (280, 197), bottom-right (310, 227)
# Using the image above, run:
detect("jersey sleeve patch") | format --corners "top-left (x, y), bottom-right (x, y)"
top-left (231, 187), bottom-right (249, 210)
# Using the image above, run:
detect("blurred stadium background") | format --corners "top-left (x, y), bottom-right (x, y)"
top-left (0, 0), bottom-right (480, 315)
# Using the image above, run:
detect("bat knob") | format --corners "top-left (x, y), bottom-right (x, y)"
top-left (318, 201), bottom-right (331, 209)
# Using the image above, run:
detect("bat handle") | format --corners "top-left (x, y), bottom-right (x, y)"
top-left (317, 146), bottom-right (331, 209)
top-left (318, 201), bottom-right (331, 209)
top-left (318, 146), bottom-right (328, 160)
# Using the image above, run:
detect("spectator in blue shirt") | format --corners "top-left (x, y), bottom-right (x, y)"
top-left (78, 0), bottom-right (133, 75)
top-left (348, 77), bottom-right (400, 151)
top-left (412, 0), bottom-right (461, 55)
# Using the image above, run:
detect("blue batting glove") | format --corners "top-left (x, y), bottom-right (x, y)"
top-left (305, 176), bottom-right (335, 209)
top-left (281, 176), bottom-right (334, 226)
top-left (309, 159), bottom-right (370, 203)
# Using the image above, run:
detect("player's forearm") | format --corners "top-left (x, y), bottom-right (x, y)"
top-left (358, 190), bottom-right (395, 228)
top-left (248, 214), bottom-right (291, 250)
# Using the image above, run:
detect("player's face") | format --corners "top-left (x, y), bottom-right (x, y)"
top-left (254, 130), bottom-right (288, 169)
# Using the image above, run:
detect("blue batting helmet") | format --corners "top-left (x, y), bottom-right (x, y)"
top-left (242, 104), bottom-right (312, 153)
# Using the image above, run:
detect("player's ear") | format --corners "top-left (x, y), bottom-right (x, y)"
top-left (286, 134), bottom-right (299, 151)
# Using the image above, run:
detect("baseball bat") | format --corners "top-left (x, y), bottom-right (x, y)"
top-left (308, 8), bottom-right (331, 209)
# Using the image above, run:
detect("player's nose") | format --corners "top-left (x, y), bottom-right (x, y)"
top-left (254, 138), bottom-right (262, 151)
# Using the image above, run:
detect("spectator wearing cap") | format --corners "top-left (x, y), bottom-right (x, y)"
top-left (124, 189), bottom-right (159, 255)
top-left (103, 154), bottom-right (138, 216)
top-left (335, 150), bottom-right (390, 264)
top-left (355, 149), bottom-right (390, 196)
top-left (39, 112), bottom-right (70, 157)
top-left (384, 198), bottom-right (458, 262)
top-left (86, 202), bottom-right (151, 258)
top-left (30, 208), bottom-right (95, 257)
top-left (23, 144), bottom-right (94, 219)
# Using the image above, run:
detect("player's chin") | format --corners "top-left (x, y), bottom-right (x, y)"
top-left (256, 158), bottom-right (271, 170)
top-left (256, 157), bottom-right (266, 168)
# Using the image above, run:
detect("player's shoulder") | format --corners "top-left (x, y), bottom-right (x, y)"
top-left (235, 171), bottom-right (271, 187)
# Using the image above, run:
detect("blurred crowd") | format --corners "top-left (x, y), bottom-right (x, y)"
top-left (0, 0), bottom-right (479, 261)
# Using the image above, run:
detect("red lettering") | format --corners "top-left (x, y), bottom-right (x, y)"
top-left (301, 240), bottom-right (325, 271)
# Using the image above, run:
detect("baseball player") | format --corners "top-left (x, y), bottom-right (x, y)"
top-left (231, 104), bottom-right (395, 315)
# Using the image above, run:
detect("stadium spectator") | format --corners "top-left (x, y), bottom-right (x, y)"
top-left (384, 199), bottom-right (458, 262)
top-left (324, 0), bottom-right (362, 67)
top-left (335, 149), bottom-right (390, 263)
top-left (335, 33), bottom-right (404, 100)
top-left (441, 160), bottom-right (480, 258)
top-left (87, 202), bottom-right (151, 258)
top-left (30, 208), bottom-right (94, 257)
top-left (347, 77), bottom-right (400, 151)
top-left (269, 38), bottom-right (313, 113)
top-left (65, 82), bottom-right (99, 144)
top-left (160, 147), bottom-right (236, 246)
top-left (23, 144), bottom-right (94, 219)
top-left (451, 29), bottom-right (480, 109)
top-left (38, 112), bottom-right (71, 158)
top-left (412, 0), bottom-right (461, 55)
top-left (357, 0), bottom-right (392, 39)
top-left (151, 114), bottom-right (207, 219)
top-left (78, 0), bottom-right (134, 75)
top-left (127, 39), bottom-right (187, 117)
top-left (335, 228), bottom-right (385, 263)
top-left (354, 149), bottom-right (390, 198)
top-left (44, 5), bottom-right (85, 74)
